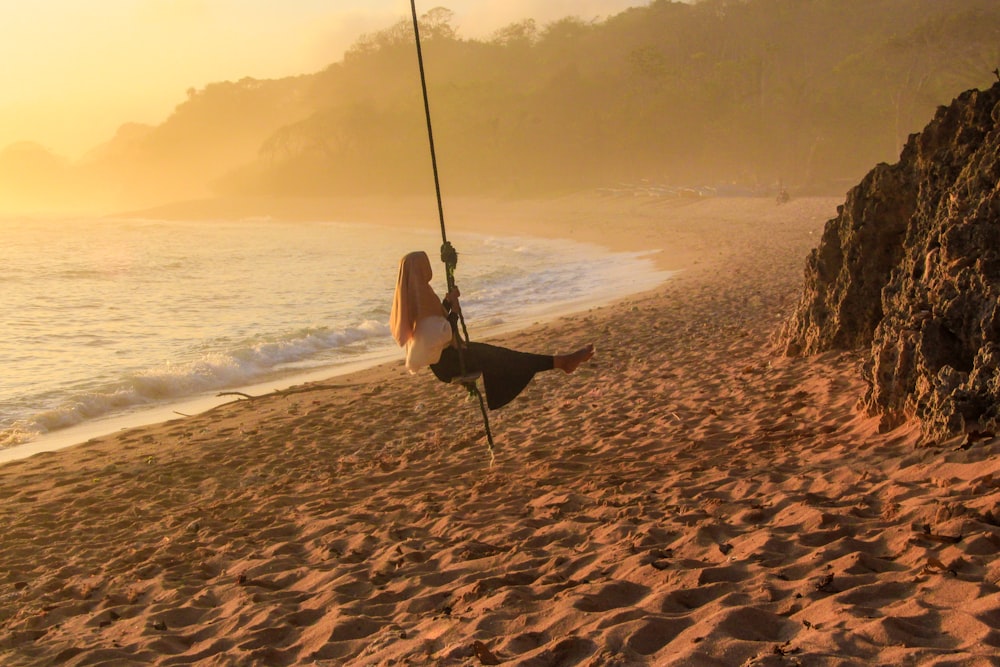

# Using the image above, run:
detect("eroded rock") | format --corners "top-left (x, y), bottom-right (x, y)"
top-left (779, 83), bottom-right (1000, 438)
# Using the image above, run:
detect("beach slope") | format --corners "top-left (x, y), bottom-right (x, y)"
top-left (2, 194), bottom-right (999, 666)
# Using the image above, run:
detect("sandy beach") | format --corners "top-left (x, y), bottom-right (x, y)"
top-left (2, 193), bottom-right (999, 666)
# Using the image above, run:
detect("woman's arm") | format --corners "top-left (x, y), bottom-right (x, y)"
top-left (441, 286), bottom-right (462, 316)
top-left (440, 286), bottom-right (463, 347)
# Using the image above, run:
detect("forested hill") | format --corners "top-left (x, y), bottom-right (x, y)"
top-left (2, 0), bottom-right (999, 214)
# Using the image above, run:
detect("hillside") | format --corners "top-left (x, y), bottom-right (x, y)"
top-left (1, 0), bottom-right (999, 215)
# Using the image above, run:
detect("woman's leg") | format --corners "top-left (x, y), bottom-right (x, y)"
top-left (467, 343), bottom-right (548, 409)
top-left (429, 346), bottom-right (464, 383)
top-left (554, 344), bottom-right (595, 373)
top-left (430, 342), bottom-right (594, 409)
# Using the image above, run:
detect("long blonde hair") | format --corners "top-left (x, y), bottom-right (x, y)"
top-left (389, 251), bottom-right (446, 347)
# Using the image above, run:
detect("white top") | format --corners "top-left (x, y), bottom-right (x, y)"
top-left (405, 315), bottom-right (453, 373)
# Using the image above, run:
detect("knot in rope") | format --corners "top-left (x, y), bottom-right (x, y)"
top-left (440, 241), bottom-right (458, 271)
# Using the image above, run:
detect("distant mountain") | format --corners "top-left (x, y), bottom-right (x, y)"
top-left (1, 0), bottom-right (998, 215)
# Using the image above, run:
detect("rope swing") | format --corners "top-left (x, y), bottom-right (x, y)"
top-left (409, 0), bottom-right (496, 463)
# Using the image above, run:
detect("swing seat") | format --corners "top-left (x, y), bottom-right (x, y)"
top-left (450, 371), bottom-right (482, 386)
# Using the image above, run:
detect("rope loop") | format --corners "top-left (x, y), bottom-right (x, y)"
top-left (440, 241), bottom-right (458, 271)
top-left (440, 241), bottom-right (459, 290)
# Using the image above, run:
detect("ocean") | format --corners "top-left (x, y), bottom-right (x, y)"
top-left (0, 215), bottom-right (668, 456)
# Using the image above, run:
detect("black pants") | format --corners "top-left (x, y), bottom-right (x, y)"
top-left (430, 342), bottom-right (554, 410)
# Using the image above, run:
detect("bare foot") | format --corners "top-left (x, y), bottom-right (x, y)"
top-left (555, 344), bottom-right (595, 374)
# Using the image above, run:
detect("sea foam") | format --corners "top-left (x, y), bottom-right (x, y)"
top-left (0, 218), bottom-right (668, 448)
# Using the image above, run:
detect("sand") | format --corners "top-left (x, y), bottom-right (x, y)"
top-left (2, 193), bottom-right (1000, 666)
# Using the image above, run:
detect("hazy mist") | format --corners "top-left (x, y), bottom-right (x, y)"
top-left (0, 0), bottom-right (997, 215)
top-left (0, 1), bottom-right (652, 159)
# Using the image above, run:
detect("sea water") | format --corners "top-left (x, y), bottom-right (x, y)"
top-left (0, 215), bottom-right (668, 454)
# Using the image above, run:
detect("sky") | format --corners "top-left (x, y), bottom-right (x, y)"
top-left (0, 1), bottom-right (653, 159)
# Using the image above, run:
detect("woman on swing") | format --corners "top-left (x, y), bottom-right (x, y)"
top-left (390, 251), bottom-right (595, 410)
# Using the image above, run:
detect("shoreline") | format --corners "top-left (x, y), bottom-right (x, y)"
top-left (117, 190), bottom-right (773, 271)
top-left (6, 193), bottom-right (997, 666)
top-left (0, 349), bottom-right (402, 466)
top-left (1, 198), bottom-right (674, 463)
top-left (0, 272), bottom-right (668, 466)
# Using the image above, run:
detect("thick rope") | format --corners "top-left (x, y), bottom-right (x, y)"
top-left (410, 1), bottom-right (495, 463)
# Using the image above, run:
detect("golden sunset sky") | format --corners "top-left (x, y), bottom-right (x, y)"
top-left (0, 0), bottom-right (651, 159)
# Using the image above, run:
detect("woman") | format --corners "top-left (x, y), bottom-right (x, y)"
top-left (390, 251), bottom-right (594, 410)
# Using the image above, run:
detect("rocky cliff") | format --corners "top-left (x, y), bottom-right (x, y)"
top-left (779, 82), bottom-right (1000, 438)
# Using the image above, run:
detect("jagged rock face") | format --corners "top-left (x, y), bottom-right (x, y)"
top-left (778, 161), bottom-right (915, 356)
top-left (780, 83), bottom-right (1000, 438)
